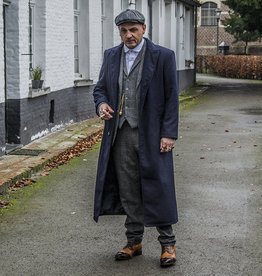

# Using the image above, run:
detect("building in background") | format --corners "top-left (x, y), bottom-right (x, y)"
top-left (197, 0), bottom-right (262, 56)
top-left (0, 0), bottom-right (200, 156)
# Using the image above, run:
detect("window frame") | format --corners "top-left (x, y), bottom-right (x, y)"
top-left (201, 2), bottom-right (218, 26)
top-left (74, 0), bottom-right (80, 77)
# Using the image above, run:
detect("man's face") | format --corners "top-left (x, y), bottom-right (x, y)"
top-left (119, 23), bottom-right (146, 49)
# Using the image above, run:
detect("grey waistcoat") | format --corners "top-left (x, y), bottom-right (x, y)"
top-left (118, 41), bottom-right (147, 129)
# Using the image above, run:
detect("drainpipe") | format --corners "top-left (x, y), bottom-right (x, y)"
top-left (194, 5), bottom-right (197, 84)
top-left (148, 0), bottom-right (153, 40)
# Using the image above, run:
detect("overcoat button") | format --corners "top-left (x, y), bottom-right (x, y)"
top-left (108, 131), bottom-right (110, 136)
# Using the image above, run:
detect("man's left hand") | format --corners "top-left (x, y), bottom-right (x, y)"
top-left (160, 138), bottom-right (175, 153)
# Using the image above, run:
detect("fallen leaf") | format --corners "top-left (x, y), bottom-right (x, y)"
top-left (236, 146), bottom-right (241, 148)
top-left (200, 156), bottom-right (205, 159)
top-left (71, 212), bottom-right (76, 215)
top-left (0, 199), bottom-right (9, 209)
top-left (8, 178), bottom-right (36, 191)
top-left (40, 172), bottom-right (49, 176)
top-left (253, 144), bottom-right (257, 147)
top-left (232, 141), bottom-right (237, 143)
top-left (225, 130), bottom-right (229, 132)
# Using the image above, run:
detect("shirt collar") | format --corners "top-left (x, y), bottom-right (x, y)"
top-left (124, 38), bottom-right (145, 53)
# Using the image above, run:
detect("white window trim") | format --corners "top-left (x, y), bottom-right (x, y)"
top-left (74, 2), bottom-right (81, 77)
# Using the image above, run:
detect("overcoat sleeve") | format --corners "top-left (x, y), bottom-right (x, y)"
top-left (93, 51), bottom-right (110, 115)
top-left (160, 51), bottom-right (179, 139)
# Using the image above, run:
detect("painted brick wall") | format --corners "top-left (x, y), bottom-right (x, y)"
top-left (4, 0), bottom-right (20, 100)
top-left (19, 0), bottom-right (30, 99)
top-left (45, 0), bottom-right (74, 92)
top-left (0, 3), bottom-right (4, 104)
top-left (113, 0), bottom-right (122, 47)
top-left (6, 86), bottom-right (96, 145)
top-left (88, 0), bottom-right (102, 82)
top-left (0, 104), bottom-right (5, 155)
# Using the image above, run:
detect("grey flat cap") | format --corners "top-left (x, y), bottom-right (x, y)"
top-left (115, 9), bottom-right (145, 26)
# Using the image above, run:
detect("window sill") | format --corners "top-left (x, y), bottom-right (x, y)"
top-left (74, 79), bottom-right (93, 87)
top-left (28, 87), bottom-right (51, 98)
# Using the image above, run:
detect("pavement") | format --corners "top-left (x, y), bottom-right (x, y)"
top-left (0, 118), bottom-right (104, 192)
top-left (0, 75), bottom-right (262, 275)
top-left (0, 82), bottom-right (207, 193)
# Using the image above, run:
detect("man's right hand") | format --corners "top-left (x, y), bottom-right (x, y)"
top-left (99, 103), bottom-right (114, 120)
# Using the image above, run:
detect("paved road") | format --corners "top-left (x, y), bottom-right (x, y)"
top-left (0, 75), bottom-right (261, 275)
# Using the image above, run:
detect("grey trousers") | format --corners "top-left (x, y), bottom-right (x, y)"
top-left (112, 122), bottom-right (176, 246)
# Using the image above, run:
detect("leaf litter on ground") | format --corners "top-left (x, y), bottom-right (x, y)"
top-left (2, 130), bottom-right (103, 209)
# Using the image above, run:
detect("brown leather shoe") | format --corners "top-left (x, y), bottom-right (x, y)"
top-left (160, 245), bottom-right (176, 267)
top-left (115, 243), bottom-right (142, 260)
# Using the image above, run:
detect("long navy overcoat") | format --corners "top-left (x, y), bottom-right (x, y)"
top-left (93, 38), bottom-right (179, 227)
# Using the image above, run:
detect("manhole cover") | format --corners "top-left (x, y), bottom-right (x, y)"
top-left (8, 149), bottom-right (47, 156)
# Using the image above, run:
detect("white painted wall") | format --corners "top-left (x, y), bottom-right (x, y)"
top-left (112, 0), bottom-right (122, 47)
top-left (88, 0), bottom-right (102, 82)
top-left (19, 0), bottom-right (30, 99)
top-left (0, 2), bottom-right (4, 103)
top-left (135, 0), bottom-right (149, 38)
top-left (4, 0), bottom-right (20, 100)
top-left (2, 0), bottom-right (196, 100)
top-left (45, 0), bottom-right (74, 92)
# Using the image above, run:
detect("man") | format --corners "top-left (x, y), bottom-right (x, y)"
top-left (93, 9), bottom-right (179, 267)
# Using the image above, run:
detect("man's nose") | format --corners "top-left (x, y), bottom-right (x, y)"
top-left (125, 31), bottom-right (132, 38)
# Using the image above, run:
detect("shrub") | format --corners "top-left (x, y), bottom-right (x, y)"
top-left (196, 55), bottom-right (262, 80)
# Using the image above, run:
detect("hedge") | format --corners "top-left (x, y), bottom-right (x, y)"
top-left (196, 55), bottom-right (262, 80)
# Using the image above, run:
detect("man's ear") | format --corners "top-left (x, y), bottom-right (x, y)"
top-left (142, 24), bottom-right (146, 34)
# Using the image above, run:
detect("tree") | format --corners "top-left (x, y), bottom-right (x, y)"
top-left (222, 0), bottom-right (262, 54)
top-left (223, 0), bottom-right (262, 35)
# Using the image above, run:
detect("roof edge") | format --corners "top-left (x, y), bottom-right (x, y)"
top-left (178, 0), bottom-right (201, 7)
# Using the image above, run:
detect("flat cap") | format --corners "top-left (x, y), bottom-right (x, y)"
top-left (115, 9), bottom-right (145, 26)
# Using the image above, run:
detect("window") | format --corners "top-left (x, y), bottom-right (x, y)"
top-left (29, 1), bottom-right (35, 77)
top-left (101, 0), bottom-right (113, 56)
top-left (74, 0), bottom-right (80, 75)
top-left (28, 0), bottom-right (46, 82)
top-left (201, 2), bottom-right (217, 26)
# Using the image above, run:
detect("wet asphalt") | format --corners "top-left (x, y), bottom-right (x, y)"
top-left (0, 75), bottom-right (261, 276)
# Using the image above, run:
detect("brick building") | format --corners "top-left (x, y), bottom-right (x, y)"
top-left (0, 0), bottom-right (200, 156)
top-left (197, 0), bottom-right (262, 56)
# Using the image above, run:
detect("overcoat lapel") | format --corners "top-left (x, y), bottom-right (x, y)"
top-left (140, 39), bottom-right (160, 111)
top-left (110, 44), bottom-right (123, 109)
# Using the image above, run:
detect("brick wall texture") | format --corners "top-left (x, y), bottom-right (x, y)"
top-left (197, 0), bottom-right (262, 56)
top-left (0, 103), bottom-right (5, 154)
top-left (6, 85), bottom-right (96, 145)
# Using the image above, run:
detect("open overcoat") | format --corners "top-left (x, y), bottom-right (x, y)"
top-left (93, 38), bottom-right (179, 227)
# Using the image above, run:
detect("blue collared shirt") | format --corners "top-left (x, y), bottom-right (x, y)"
top-left (124, 38), bottom-right (145, 74)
